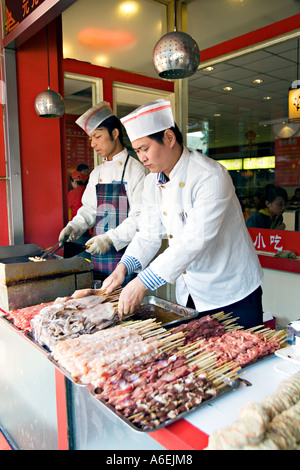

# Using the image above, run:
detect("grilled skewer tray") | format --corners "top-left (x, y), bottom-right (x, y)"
top-left (90, 378), bottom-right (242, 434)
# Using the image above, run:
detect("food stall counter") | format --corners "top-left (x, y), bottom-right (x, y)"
top-left (0, 312), bottom-right (291, 451)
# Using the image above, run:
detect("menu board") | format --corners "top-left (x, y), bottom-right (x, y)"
top-left (4, 0), bottom-right (46, 35)
top-left (66, 120), bottom-right (94, 174)
top-left (275, 137), bottom-right (300, 187)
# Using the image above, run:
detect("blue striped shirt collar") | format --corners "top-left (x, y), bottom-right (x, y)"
top-left (157, 172), bottom-right (169, 185)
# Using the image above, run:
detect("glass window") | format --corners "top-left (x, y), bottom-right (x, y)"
top-left (187, 37), bottom-right (300, 229)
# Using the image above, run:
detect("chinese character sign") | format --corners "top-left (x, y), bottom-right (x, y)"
top-left (275, 137), bottom-right (300, 187)
top-left (66, 121), bottom-right (94, 175)
top-left (4, 0), bottom-right (46, 35)
top-left (247, 228), bottom-right (300, 256)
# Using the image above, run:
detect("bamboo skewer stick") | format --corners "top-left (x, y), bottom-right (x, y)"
top-left (142, 328), bottom-right (168, 338)
top-left (212, 367), bottom-right (242, 386)
top-left (222, 317), bottom-right (240, 326)
top-left (179, 340), bottom-right (205, 357)
top-left (214, 369), bottom-right (246, 390)
top-left (211, 311), bottom-right (227, 320)
top-left (207, 362), bottom-right (238, 380)
top-left (124, 319), bottom-right (162, 333)
top-left (226, 325), bottom-right (244, 331)
top-left (161, 340), bottom-right (185, 352)
top-left (100, 287), bottom-right (123, 295)
top-left (180, 339), bottom-right (204, 350)
top-left (158, 332), bottom-right (185, 343)
top-left (266, 330), bottom-right (286, 339)
top-left (246, 324), bottom-right (265, 332)
top-left (255, 327), bottom-right (272, 334)
top-left (187, 351), bottom-right (216, 367)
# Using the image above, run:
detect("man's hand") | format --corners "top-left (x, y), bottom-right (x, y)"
top-left (59, 225), bottom-right (77, 242)
top-left (275, 222), bottom-right (286, 230)
top-left (102, 263), bottom-right (127, 294)
top-left (118, 277), bottom-right (147, 319)
top-left (86, 234), bottom-right (112, 255)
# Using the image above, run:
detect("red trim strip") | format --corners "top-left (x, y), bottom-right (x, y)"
top-left (149, 419), bottom-right (209, 450)
top-left (247, 227), bottom-right (300, 274)
top-left (259, 254), bottom-right (300, 274)
top-left (0, 432), bottom-right (12, 450)
top-left (122, 104), bottom-right (172, 125)
top-left (84, 104), bottom-right (112, 133)
top-left (201, 14), bottom-right (300, 62)
top-left (55, 369), bottom-right (69, 450)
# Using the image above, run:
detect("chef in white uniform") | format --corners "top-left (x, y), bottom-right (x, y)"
top-left (59, 102), bottom-right (148, 283)
top-left (103, 99), bottom-right (264, 328)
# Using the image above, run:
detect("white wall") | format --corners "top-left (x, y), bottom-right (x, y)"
top-left (262, 268), bottom-right (300, 328)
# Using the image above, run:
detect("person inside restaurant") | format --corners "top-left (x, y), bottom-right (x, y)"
top-left (59, 101), bottom-right (148, 283)
top-left (289, 187), bottom-right (300, 206)
top-left (76, 163), bottom-right (90, 180)
top-left (246, 185), bottom-right (288, 230)
top-left (102, 99), bottom-right (264, 329)
top-left (68, 170), bottom-right (88, 220)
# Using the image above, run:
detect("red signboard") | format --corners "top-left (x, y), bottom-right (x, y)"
top-left (248, 227), bottom-right (300, 256)
top-left (275, 137), bottom-right (300, 187)
top-left (4, 0), bottom-right (46, 35)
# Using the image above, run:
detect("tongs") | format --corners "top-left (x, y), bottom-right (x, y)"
top-left (41, 237), bottom-right (67, 259)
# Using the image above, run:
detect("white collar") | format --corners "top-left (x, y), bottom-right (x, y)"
top-left (168, 146), bottom-right (190, 180)
top-left (102, 148), bottom-right (127, 163)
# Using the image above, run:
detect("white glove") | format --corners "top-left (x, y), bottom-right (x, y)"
top-left (59, 225), bottom-right (81, 242)
top-left (86, 234), bottom-right (112, 255)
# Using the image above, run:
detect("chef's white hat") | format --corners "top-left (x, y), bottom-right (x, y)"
top-left (121, 99), bottom-right (175, 142)
top-left (76, 101), bottom-right (114, 135)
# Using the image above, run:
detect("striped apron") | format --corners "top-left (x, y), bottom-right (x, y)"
top-left (92, 156), bottom-right (135, 285)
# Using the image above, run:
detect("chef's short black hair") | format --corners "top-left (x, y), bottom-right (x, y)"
top-left (98, 115), bottom-right (124, 146)
top-left (148, 123), bottom-right (183, 145)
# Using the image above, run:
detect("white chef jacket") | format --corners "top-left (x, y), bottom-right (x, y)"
top-left (123, 147), bottom-right (263, 312)
top-left (67, 149), bottom-right (148, 250)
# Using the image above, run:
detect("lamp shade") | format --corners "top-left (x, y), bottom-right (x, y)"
top-left (34, 88), bottom-right (65, 118)
top-left (153, 31), bottom-right (200, 79)
top-left (288, 83), bottom-right (300, 123)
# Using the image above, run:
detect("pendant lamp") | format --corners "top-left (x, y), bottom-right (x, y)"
top-left (153, 0), bottom-right (200, 79)
top-left (34, 26), bottom-right (65, 118)
top-left (288, 38), bottom-right (300, 123)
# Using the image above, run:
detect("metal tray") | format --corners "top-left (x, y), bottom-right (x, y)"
top-left (89, 378), bottom-right (242, 433)
top-left (123, 296), bottom-right (199, 328)
top-left (24, 331), bottom-right (52, 355)
top-left (48, 355), bottom-right (91, 387)
top-left (0, 313), bottom-right (27, 334)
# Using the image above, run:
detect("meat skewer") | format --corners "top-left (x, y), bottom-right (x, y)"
top-left (92, 329), bottom-right (242, 431)
top-left (47, 297), bottom-right (286, 432)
